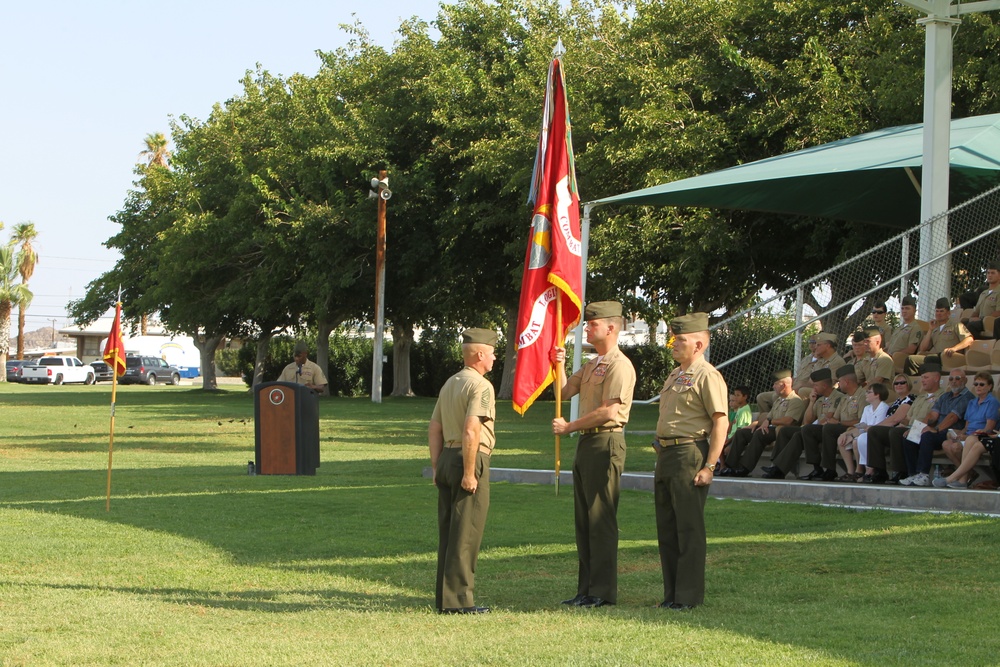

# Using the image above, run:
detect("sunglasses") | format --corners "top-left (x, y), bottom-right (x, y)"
top-left (974, 382), bottom-right (990, 387)
top-left (893, 381), bottom-right (908, 385)
top-left (872, 310), bottom-right (886, 314)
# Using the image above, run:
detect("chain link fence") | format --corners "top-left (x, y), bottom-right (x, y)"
top-left (709, 181), bottom-right (1000, 400)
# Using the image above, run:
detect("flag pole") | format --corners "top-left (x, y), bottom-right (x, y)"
top-left (106, 350), bottom-right (118, 512)
top-left (554, 297), bottom-right (562, 496)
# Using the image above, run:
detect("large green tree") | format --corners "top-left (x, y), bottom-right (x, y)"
top-left (10, 222), bottom-right (38, 360)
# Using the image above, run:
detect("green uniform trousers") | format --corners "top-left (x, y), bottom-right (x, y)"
top-left (572, 432), bottom-right (625, 603)
top-left (435, 447), bottom-right (490, 610)
top-left (654, 440), bottom-right (709, 607)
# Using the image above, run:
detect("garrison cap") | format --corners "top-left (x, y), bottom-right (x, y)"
top-left (816, 333), bottom-right (838, 345)
top-left (584, 301), bottom-right (623, 320)
top-left (770, 369), bottom-right (792, 382)
top-left (293, 341), bottom-right (309, 355)
top-left (919, 362), bottom-right (942, 374)
top-left (669, 312), bottom-right (710, 334)
top-left (901, 296), bottom-right (917, 307)
top-left (852, 331), bottom-right (867, 343)
top-left (935, 297), bottom-right (951, 310)
top-left (863, 327), bottom-right (882, 339)
top-left (810, 368), bottom-right (833, 383)
top-left (462, 328), bottom-right (498, 347)
top-left (989, 260), bottom-right (1000, 272)
top-left (836, 364), bottom-right (856, 379)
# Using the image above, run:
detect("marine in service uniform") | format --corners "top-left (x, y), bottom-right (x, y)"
top-left (551, 301), bottom-right (636, 608)
top-left (905, 298), bottom-right (973, 375)
top-left (277, 341), bottom-right (328, 393)
top-left (964, 261), bottom-right (1000, 339)
top-left (652, 313), bottom-right (728, 610)
top-left (720, 369), bottom-right (805, 476)
top-left (428, 328), bottom-right (498, 614)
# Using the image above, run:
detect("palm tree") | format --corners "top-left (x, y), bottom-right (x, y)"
top-left (139, 132), bottom-right (170, 168)
top-left (0, 244), bottom-right (32, 380)
top-left (10, 222), bottom-right (38, 359)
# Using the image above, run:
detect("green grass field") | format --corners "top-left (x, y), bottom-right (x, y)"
top-left (1, 382), bottom-right (998, 666)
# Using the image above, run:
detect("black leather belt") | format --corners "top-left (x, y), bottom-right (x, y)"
top-left (656, 436), bottom-right (700, 446)
top-left (580, 426), bottom-right (623, 435)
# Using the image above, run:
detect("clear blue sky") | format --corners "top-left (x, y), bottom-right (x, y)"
top-left (1, 0), bottom-right (444, 332)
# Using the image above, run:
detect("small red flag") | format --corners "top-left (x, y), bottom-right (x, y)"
top-left (513, 58), bottom-right (583, 415)
top-left (103, 303), bottom-right (126, 376)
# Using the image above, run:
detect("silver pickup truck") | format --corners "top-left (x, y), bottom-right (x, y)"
top-left (20, 356), bottom-right (97, 385)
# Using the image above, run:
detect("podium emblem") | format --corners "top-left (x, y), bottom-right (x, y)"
top-left (268, 388), bottom-right (286, 406)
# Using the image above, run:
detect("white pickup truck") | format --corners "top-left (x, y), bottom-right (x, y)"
top-left (20, 356), bottom-right (96, 385)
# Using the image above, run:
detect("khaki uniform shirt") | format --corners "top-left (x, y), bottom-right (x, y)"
top-left (808, 390), bottom-right (847, 424)
top-left (974, 288), bottom-right (1000, 319)
top-left (431, 367), bottom-right (496, 452)
top-left (834, 386), bottom-right (868, 423)
top-left (905, 388), bottom-right (944, 426)
top-left (656, 355), bottom-right (728, 439)
top-left (764, 393), bottom-right (806, 425)
top-left (927, 321), bottom-right (971, 353)
top-left (277, 359), bottom-right (328, 387)
top-left (566, 346), bottom-right (636, 427)
top-left (886, 320), bottom-right (925, 355)
top-left (794, 353), bottom-right (846, 390)
top-left (857, 350), bottom-right (894, 386)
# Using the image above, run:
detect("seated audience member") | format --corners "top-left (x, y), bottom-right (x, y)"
top-left (843, 331), bottom-right (867, 366)
top-left (963, 262), bottom-right (1000, 339)
top-left (721, 370), bottom-right (804, 477)
top-left (886, 296), bottom-right (925, 371)
top-left (836, 382), bottom-right (889, 481)
top-left (857, 327), bottom-right (894, 389)
top-left (757, 332), bottom-right (842, 414)
top-left (904, 298), bottom-right (973, 375)
top-left (760, 368), bottom-right (846, 480)
top-left (798, 364), bottom-right (865, 482)
top-left (859, 374), bottom-right (917, 483)
top-left (867, 302), bottom-right (893, 341)
top-left (900, 369), bottom-right (973, 486)
top-left (719, 386), bottom-right (753, 468)
top-left (934, 372), bottom-right (1000, 488)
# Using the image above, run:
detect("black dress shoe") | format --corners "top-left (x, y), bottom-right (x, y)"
top-left (580, 596), bottom-right (613, 608)
top-left (657, 602), bottom-right (694, 611)
top-left (820, 469), bottom-right (838, 481)
top-left (655, 600), bottom-right (674, 608)
top-left (441, 606), bottom-right (490, 614)
top-left (733, 466), bottom-right (751, 478)
top-left (868, 470), bottom-right (889, 484)
top-left (561, 594), bottom-right (587, 606)
top-left (761, 466), bottom-right (777, 475)
top-left (717, 467), bottom-right (734, 477)
top-left (761, 467), bottom-right (785, 479)
top-left (886, 473), bottom-right (902, 485)
top-left (799, 467), bottom-right (826, 480)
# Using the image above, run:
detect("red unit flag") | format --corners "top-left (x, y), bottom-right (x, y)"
top-left (103, 303), bottom-right (126, 377)
top-left (513, 57), bottom-right (583, 415)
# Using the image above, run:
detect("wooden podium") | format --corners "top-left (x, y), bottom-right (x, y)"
top-left (254, 382), bottom-right (320, 475)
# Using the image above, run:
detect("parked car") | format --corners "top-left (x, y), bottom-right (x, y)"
top-left (121, 355), bottom-right (181, 385)
top-left (89, 360), bottom-right (114, 383)
top-left (19, 356), bottom-right (96, 385)
top-left (6, 359), bottom-right (27, 382)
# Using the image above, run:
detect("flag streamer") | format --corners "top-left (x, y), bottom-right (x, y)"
top-left (104, 301), bottom-right (126, 511)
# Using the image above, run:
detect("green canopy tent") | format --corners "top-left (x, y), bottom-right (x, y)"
top-left (586, 113), bottom-right (1000, 227)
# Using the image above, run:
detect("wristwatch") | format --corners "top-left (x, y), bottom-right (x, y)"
top-left (706, 463), bottom-right (716, 472)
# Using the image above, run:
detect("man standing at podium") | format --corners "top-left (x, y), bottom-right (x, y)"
top-left (428, 328), bottom-right (497, 615)
top-left (277, 341), bottom-right (328, 394)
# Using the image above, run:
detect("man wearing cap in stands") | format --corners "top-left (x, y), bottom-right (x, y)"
top-left (719, 369), bottom-right (804, 477)
top-left (799, 364), bottom-right (865, 481)
top-left (868, 302), bottom-right (893, 341)
top-left (551, 301), bottom-right (636, 609)
top-left (652, 313), bottom-right (728, 610)
top-left (886, 296), bottom-right (925, 372)
top-left (900, 368), bottom-right (973, 486)
top-left (904, 297), bottom-right (973, 375)
top-left (963, 261), bottom-right (1000, 339)
top-left (757, 331), bottom-right (844, 414)
top-left (865, 363), bottom-right (943, 484)
top-left (761, 367), bottom-right (845, 479)
top-left (857, 328), bottom-right (895, 389)
top-left (429, 328), bottom-right (498, 614)
top-left (277, 341), bottom-right (328, 394)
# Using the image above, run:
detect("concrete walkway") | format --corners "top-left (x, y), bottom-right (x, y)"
top-left (424, 467), bottom-right (1000, 516)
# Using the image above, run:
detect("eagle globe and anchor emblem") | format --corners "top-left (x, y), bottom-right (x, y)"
top-left (268, 387), bottom-right (286, 406)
